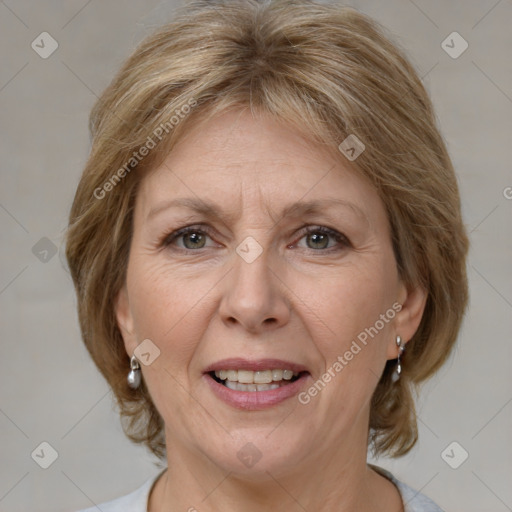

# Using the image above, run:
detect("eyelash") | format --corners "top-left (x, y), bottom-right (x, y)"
top-left (160, 224), bottom-right (351, 253)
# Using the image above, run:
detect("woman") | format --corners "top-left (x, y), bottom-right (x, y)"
top-left (66, 0), bottom-right (469, 510)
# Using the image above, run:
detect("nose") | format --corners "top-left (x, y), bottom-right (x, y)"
top-left (218, 246), bottom-right (291, 334)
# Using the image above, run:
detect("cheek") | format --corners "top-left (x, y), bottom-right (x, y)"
top-left (296, 262), bottom-right (397, 417)
top-left (301, 264), bottom-right (395, 350)
top-left (125, 256), bottom-right (211, 420)
top-left (126, 255), bottom-right (216, 368)
top-left (296, 267), bottom-right (396, 426)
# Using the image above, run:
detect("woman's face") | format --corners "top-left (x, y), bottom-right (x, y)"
top-left (116, 109), bottom-right (424, 476)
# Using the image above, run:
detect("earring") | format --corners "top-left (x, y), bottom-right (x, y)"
top-left (391, 335), bottom-right (405, 383)
top-left (127, 355), bottom-right (141, 389)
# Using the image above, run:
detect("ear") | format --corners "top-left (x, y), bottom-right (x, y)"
top-left (115, 285), bottom-right (138, 356)
top-left (386, 280), bottom-right (428, 359)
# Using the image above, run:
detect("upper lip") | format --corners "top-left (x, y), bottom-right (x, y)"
top-left (203, 358), bottom-right (309, 374)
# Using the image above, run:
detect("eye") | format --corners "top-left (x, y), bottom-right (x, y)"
top-left (293, 226), bottom-right (351, 251)
top-left (160, 224), bottom-right (351, 253)
top-left (161, 225), bottom-right (216, 250)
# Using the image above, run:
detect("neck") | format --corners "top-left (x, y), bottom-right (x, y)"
top-left (149, 414), bottom-right (402, 511)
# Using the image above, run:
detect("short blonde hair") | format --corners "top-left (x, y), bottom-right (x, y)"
top-left (65, 0), bottom-right (469, 459)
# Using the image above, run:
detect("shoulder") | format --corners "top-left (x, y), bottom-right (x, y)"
top-left (75, 469), bottom-right (165, 512)
top-left (369, 464), bottom-right (444, 512)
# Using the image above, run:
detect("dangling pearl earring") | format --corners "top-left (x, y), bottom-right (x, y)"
top-left (127, 355), bottom-right (141, 389)
top-left (391, 335), bottom-right (405, 383)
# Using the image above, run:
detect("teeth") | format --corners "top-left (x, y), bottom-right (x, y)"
top-left (214, 369), bottom-right (299, 384)
top-left (225, 380), bottom-right (282, 392)
top-left (238, 370), bottom-right (256, 384)
top-left (254, 370), bottom-right (272, 384)
top-left (283, 370), bottom-right (294, 380)
top-left (272, 369), bottom-right (283, 381)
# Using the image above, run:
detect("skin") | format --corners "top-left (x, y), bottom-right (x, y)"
top-left (115, 108), bottom-right (427, 512)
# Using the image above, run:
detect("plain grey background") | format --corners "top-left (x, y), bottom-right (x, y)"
top-left (0, 0), bottom-right (511, 511)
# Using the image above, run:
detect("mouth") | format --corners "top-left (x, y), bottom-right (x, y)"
top-left (208, 369), bottom-right (306, 392)
top-left (202, 358), bottom-right (311, 410)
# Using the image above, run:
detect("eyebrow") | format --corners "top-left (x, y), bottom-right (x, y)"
top-left (147, 196), bottom-right (369, 227)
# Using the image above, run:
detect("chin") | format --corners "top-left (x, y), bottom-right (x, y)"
top-left (202, 430), bottom-right (308, 478)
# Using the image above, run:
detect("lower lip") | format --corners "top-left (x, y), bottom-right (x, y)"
top-left (204, 373), bottom-right (310, 410)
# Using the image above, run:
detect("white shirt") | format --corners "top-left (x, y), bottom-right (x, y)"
top-left (77, 465), bottom-right (443, 512)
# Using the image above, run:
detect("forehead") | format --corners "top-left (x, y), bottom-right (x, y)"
top-left (136, 109), bottom-right (386, 228)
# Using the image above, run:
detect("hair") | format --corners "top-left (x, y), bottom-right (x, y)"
top-left (65, 0), bottom-right (469, 460)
